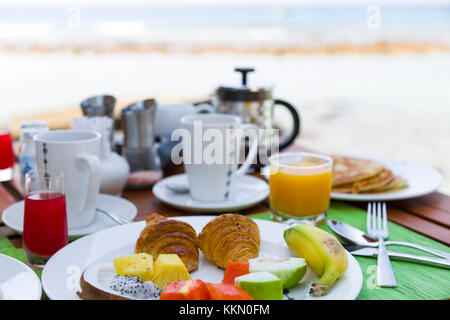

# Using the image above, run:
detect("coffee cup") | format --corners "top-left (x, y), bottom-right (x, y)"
top-left (177, 114), bottom-right (258, 202)
top-left (34, 130), bottom-right (102, 229)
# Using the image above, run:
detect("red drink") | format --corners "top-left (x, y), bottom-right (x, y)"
top-left (23, 192), bottom-right (69, 257)
top-left (0, 130), bottom-right (14, 170)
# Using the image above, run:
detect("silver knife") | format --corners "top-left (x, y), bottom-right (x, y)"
top-left (346, 246), bottom-right (450, 269)
top-left (328, 220), bottom-right (450, 260)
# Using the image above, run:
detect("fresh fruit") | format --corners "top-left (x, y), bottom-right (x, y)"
top-left (77, 261), bottom-right (160, 300)
top-left (78, 262), bottom-right (131, 300)
top-left (160, 279), bottom-right (210, 300)
top-left (206, 283), bottom-right (253, 300)
top-left (152, 254), bottom-right (191, 290)
top-left (109, 275), bottom-right (161, 299)
top-left (284, 225), bottom-right (348, 296)
top-left (222, 261), bottom-right (249, 285)
top-left (234, 271), bottom-right (283, 300)
top-left (249, 257), bottom-right (307, 289)
top-left (113, 253), bottom-right (153, 281)
top-left (109, 275), bottom-right (140, 291)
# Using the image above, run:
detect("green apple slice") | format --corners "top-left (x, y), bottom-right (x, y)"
top-left (249, 257), bottom-right (307, 289)
top-left (235, 271), bottom-right (283, 300)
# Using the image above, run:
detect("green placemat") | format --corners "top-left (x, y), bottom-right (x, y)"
top-left (1, 202), bottom-right (448, 300)
top-left (250, 202), bottom-right (450, 300)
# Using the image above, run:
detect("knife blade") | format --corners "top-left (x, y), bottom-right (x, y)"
top-left (346, 246), bottom-right (450, 269)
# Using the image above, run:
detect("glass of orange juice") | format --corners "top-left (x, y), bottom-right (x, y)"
top-left (269, 152), bottom-right (333, 225)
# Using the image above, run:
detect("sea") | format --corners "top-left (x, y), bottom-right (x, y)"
top-left (1, 4), bottom-right (450, 194)
top-left (0, 5), bottom-right (450, 47)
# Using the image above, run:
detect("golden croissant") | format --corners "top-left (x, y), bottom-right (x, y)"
top-left (198, 214), bottom-right (260, 269)
top-left (135, 213), bottom-right (199, 272)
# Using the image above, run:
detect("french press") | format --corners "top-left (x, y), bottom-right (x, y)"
top-left (208, 67), bottom-right (301, 153)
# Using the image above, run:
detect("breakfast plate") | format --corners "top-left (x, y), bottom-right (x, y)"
top-left (42, 216), bottom-right (363, 300)
top-left (262, 154), bottom-right (443, 202)
top-left (330, 154), bottom-right (443, 201)
top-left (153, 174), bottom-right (270, 212)
top-left (0, 254), bottom-right (42, 300)
top-left (2, 194), bottom-right (137, 239)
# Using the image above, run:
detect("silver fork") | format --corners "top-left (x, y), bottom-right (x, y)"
top-left (96, 208), bottom-right (132, 225)
top-left (367, 202), bottom-right (397, 287)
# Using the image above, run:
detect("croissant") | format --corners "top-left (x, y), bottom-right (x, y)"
top-left (198, 214), bottom-right (260, 269)
top-left (135, 213), bottom-right (199, 272)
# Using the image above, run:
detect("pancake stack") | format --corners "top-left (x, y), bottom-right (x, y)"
top-left (331, 155), bottom-right (407, 194)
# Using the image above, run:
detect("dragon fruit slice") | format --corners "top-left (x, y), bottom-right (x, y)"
top-left (110, 275), bottom-right (161, 300)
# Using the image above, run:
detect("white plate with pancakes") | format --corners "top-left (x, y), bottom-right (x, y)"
top-left (330, 154), bottom-right (442, 201)
top-left (263, 154), bottom-right (442, 202)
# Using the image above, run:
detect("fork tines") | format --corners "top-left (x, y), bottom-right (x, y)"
top-left (367, 202), bottom-right (388, 238)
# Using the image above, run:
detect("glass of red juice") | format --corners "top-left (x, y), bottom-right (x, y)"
top-left (23, 170), bottom-right (68, 269)
top-left (0, 116), bottom-right (14, 181)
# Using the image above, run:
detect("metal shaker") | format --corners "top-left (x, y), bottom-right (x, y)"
top-left (80, 95), bottom-right (116, 150)
top-left (121, 99), bottom-right (160, 172)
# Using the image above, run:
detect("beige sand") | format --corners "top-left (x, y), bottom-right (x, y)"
top-left (1, 49), bottom-right (449, 195)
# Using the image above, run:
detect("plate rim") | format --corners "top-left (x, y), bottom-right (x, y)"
top-left (152, 174), bottom-right (270, 212)
top-left (41, 216), bottom-right (363, 300)
top-left (0, 253), bottom-right (42, 300)
top-left (1, 193), bottom-right (138, 237)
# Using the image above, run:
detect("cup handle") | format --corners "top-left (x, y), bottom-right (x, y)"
top-left (235, 124), bottom-right (258, 176)
top-left (151, 142), bottom-right (162, 169)
top-left (76, 153), bottom-right (102, 215)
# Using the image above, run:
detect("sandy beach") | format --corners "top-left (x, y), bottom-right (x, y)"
top-left (1, 49), bottom-right (449, 194)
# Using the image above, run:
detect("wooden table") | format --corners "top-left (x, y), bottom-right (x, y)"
top-left (1, 145), bottom-right (449, 247)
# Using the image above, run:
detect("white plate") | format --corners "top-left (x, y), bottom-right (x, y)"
top-left (153, 174), bottom-right (269, 212)
top-left (42, 216), bottom-right (363, 300)
top-left (330, 154), bottom-right (443, 201)
top-left (262, 154), bottom-right (443, 202)
top-left (0, 254), bottom-right (42, 300)
top-left (2, 194), bottom-right (137, 239)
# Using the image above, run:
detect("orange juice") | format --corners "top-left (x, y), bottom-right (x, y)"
top-left (269, 161), bottom-right (332, 217)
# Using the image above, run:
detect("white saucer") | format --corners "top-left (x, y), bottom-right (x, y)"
top-left (153, 174), bottom-right (269, 213)
top-left (0, 254), bottom-right (42, 300)
top-left (2, 194), bottom-right (137, 239)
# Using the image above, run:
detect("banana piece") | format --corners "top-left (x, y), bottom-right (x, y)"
top-left (283, 225), bottom-right (348, 296)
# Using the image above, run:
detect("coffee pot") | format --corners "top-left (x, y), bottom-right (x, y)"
top-left (199, 67), bottom-right (301, 155)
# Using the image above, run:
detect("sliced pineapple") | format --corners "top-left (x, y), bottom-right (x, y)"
top-left (113, 253), bottom-right (153, 282)
top-left (152, 254), bottom-right (191, 290)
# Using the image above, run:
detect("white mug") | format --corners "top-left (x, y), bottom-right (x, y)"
top-left (155, 103), bottom-right (214, 141)
top-left (34, 130), bottom-right (102, 229)
top-left (178, 114), bottom-right (258, 202)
